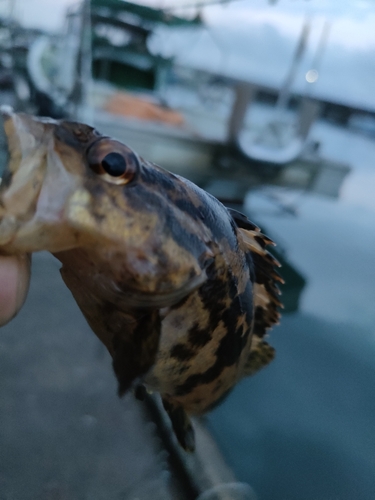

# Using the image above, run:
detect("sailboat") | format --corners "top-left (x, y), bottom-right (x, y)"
top-left (230, 19), bottom-right (329, 165)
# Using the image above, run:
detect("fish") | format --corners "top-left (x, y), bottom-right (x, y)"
top-left (0, 108), bottom-right (283, 451)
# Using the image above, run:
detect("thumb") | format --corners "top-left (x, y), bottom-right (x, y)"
top-left (0, 254), bottom-right (31, 327)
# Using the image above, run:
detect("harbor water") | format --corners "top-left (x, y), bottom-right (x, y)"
top-left (206, 120), bottom-right (375, 500)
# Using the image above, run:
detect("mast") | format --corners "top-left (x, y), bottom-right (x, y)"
top-left (275, 18), bottom-right (311, 113)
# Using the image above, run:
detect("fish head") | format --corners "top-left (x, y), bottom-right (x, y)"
top-left (0, 109), bottom-right (213, 307)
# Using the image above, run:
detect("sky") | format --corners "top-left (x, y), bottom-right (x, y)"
top-left (2, 0), bottom-right (375, 110)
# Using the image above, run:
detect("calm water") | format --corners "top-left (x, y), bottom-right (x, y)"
top-left (206, 122), bottom-right (375, 500)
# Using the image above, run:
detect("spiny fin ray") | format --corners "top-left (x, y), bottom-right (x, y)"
top-left (228, 208), bottom-right (283, 372)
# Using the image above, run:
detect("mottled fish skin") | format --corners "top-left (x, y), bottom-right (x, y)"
top-left (0, 111), bottom-right (282, 449)
top-left (145, 188), bottom-right (255, 413)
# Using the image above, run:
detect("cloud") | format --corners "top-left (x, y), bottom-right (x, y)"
top-left (153, 7), bottom-right (375, 110)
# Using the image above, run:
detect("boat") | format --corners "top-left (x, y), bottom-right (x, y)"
top-left (26, 0), bottom-right (220, 182)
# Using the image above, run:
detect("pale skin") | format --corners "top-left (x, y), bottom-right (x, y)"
top-left (0, 254), bottom-right (31, 327)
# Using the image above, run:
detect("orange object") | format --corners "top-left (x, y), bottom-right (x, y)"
top-left (105, 92), bottom-right (185, 126)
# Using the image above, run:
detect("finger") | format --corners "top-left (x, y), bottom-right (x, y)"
top-left (0, 254), bottom-right (31, 327)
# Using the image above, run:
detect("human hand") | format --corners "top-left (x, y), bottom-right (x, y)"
top-left (0, 254), bottom-right (31, 326)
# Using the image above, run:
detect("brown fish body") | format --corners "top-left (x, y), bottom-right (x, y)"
top-left (0, 110), bottom-right (282, 450)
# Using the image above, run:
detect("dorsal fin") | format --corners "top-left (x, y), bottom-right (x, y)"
top-left (229, 208), bottom-right (284, 366)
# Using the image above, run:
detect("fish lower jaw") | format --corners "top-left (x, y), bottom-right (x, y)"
top-left (114, 272), bottom-right (207, 309)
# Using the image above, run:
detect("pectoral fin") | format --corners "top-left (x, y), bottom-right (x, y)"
top-left (243, 338), bottom-right (275, 376)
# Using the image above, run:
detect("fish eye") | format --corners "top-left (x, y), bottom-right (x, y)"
top-left (101, 152), bottom-right (127, 177)
top-left (86, 139), bottom-right (139, 185)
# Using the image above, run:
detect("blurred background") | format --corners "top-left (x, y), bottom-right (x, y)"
top-left (0, 0), bottom-right (375, 499)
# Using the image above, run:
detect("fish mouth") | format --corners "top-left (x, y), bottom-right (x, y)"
top-left (0, 109), bottom-right (40, 251)
top-left (0, 108), bottom-right (85, 253)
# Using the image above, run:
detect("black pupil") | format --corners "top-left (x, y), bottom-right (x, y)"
top-left (101, 152), bottom-right (127, 177)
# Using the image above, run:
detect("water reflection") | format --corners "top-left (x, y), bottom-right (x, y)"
top-left (207, 123), bottom-right (375, 500)
top-left (208, 313), bottom-right (375, 500)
